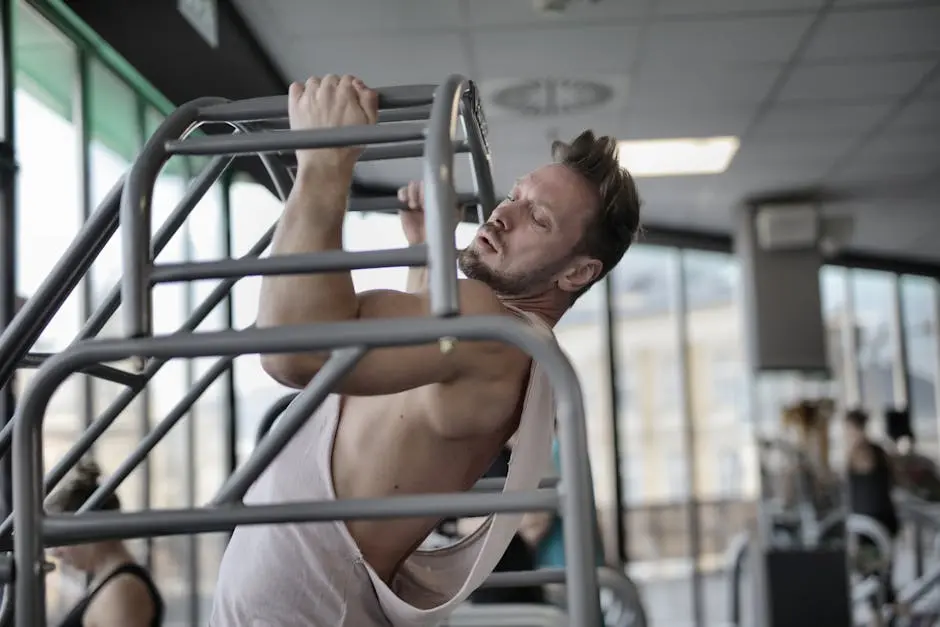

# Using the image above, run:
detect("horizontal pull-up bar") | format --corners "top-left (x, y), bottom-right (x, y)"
top-left (240, 105), bottom-right (433, 129)
top-left (197, 85), bottom-right (438, 122)
top-left (165, 122), bottom-right (427, 157)
top-left (41, 489), bottom-right (560, 547)
top-left (277, 138), bottom-right (469, 164)
top-left (150, 246), bottom-right (428, 283)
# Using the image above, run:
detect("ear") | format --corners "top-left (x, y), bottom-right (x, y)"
top-left (556, 257), bottom-right (602, 294)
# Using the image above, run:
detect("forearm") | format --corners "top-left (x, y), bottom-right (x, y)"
top-left (257, 170), bottom-right (357, 330)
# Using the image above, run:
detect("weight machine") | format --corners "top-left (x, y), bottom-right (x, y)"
top-left (0, 75), bottom-right (603, 626)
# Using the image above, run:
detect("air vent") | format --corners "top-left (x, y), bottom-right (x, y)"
top-left (488, 77), bottom-right (617, 117)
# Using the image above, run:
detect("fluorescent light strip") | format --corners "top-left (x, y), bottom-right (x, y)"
top-left (616, 136), bottom-right (740, 177)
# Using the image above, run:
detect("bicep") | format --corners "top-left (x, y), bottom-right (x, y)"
top-left (270, 283), bottom-right (520, 396)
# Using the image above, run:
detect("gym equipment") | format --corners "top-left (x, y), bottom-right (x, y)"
top-left (452, 567), bottom-right (648, 627)
top-left (0, 75), bottom-right (603, 626)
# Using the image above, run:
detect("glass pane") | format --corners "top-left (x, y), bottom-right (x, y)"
top-left (610, 245), bottom-right (692, 626)
top-left (187, 177), bottom-right (231, 625)
top-left (681, 250), bottom-right (755, 625)
top-left (901, 276), bottom-right (938, 459)
top-left (140, 108), bottom-right (194, 627)
top-left (12, 5), bottom-right (85, 618)
top-left (555, 281), bottom-right (614, 562)
top-left (85, 62), bottom-right (147, 572)
top-left (852, 270), bottom-right (899, 423)
top-left (229, 176), bottom-right (292, 462)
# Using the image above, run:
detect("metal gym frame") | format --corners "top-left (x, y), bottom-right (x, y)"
top-left (0, 75), bottom-right (604, 626)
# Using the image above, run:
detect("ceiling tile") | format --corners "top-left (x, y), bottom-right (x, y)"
top-left (802, 6), bottom-right (940, 60)
top-left (920, 73), bottom-right (940, 98)
top-left (777, 60), bottom-right (936, 102)
top-left (642, 15), bottom-right (815, 68)
top-left (624, 108), bottom-right (755, 138)
top-left (284, 34), bottom-right (471, 86)
top-left (628, 65), bottom-right (782, 109)
top-left (465, 0), bottom-right (653, 28)
top-left (751, 102), bottom-right (892, 137)
top-left (656, 0), bottom-right (825, 16)
top-left (736, 136), bottom-right (858, 166)
top-left (270, 0), bottom-right (462, 36)
top-left (883, 99), bottom-right (940, 133)
top-left (472, 26), bottom-right (642, 79)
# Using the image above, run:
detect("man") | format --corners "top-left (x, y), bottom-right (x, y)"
top-left (210, 74), bottom-right (641, 626)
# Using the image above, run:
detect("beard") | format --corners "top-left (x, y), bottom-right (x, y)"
top-left (457, 246), bottom-right (532, 296)
top-left (457, 245), bottom-right (563, 297)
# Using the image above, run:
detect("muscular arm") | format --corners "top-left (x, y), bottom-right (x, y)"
top-left (258, 178), bottom-right (522, 397)
top-left (257, 170), bottom-right (356, 332)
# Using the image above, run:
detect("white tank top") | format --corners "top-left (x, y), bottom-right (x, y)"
top-left (210, 308), bottom-right (558, 626)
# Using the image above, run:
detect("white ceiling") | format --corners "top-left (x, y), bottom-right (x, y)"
top-left (230, 0), bottom-right (940, 263)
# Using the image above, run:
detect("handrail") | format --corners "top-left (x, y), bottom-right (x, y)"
top-left (474, 566), bottom-right (647, 627)
top-left (725, 531), bottom-right (750, 627)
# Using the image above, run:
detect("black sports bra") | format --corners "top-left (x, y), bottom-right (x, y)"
top-left (57, 563), bottom-right (163, 627)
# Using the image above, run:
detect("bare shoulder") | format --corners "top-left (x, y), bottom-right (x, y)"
top-left (455, 278), bottom-right (504, 314)
top-left (85, 572), bottom-right (156, 627)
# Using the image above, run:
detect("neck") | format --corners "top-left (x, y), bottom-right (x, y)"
top-left (498, 289), bottom-right (570, 327)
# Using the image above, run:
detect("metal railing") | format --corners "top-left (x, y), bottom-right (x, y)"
top-left (450, 566), bottom-right (647, 627)
top-left (0, 76), bottom-right (603, 626)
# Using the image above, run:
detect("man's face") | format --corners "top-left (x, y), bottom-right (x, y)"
top-left (458, 163), bottom-right (600, 297)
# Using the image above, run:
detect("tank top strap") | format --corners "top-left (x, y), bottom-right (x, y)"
top-left (88, 563), bottom-right (163, 623)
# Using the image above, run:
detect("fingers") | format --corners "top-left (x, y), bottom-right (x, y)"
top-left (397, 181), bottom-right (424, 211)
top-left (352, 77), bottom-right (379, 125)
top-left (287, 81), bottom-right (304, 118)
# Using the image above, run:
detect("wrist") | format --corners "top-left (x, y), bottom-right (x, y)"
top-left (294, 159), bottom-right (355, 194)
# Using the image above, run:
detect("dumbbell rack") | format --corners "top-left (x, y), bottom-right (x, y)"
top-left (0, 75), bottom-right (603, 626)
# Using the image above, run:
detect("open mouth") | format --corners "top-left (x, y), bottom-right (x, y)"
top-left (478, 231), bottom-right (499, 254)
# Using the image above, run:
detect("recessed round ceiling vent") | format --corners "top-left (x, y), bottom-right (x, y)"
top-left (490, 78), bottom-right (614, 117)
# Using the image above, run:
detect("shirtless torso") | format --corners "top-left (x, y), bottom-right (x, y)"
top-left (333, 336), bottom-right (529, 582)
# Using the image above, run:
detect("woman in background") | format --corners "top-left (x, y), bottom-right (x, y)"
top-left (844, 408), bottom-right (900, 626)
top-left (45, 459), bottom-right (164, 627)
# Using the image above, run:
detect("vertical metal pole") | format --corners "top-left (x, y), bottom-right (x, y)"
top-left (0, 0), bottom-right (17, 548)
top-left (890, 274), bottom-right (910, 411)
top-left (75, 48), bottom-right (95, 430)
top-left (674, 250), bottom-right (704, 627)
top-left (179, 157), bottom-right (199, 627)
top-left (932, 280), bottom-right (940, 461)
top-left (136, 97), bottom-right (154, 571)
top-left (221, 170), bottom-right (238, 476)
top-left (602, 275), bottom-right (628, 565)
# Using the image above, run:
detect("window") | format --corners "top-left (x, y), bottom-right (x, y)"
top-left (13, 4), bottom-right (85, 619)
top-left (901, 276), bottom-right (939, 458)
top-left (717, 451), bottom-right (741, 498)
top-left (187, 166), bottom-right (231, 624)
top-left (852, 270), bottom-right (898, 421)
top-left (664, 445), bottom-right (690, 501)
top-left (610, 245), bottom-right (694, 625)
top-left (620, 453), bottom-right (645, 505)
top-left (555, 279), bottom-right (612, 560)
top-left (228, 176), bottom-right (293, 462)
top-left (85, 60), bottom-right (147, 546)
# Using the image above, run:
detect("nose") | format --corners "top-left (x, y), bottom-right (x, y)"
top-left (488, 204), bottom-right (517, 231)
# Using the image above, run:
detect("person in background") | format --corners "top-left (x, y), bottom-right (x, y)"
top-left (44, 459), bottom-right (164, 627)
top-left (520, 436), bottom-right (606, 618)
top-left (844, 408), bottom-right (900, 625)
